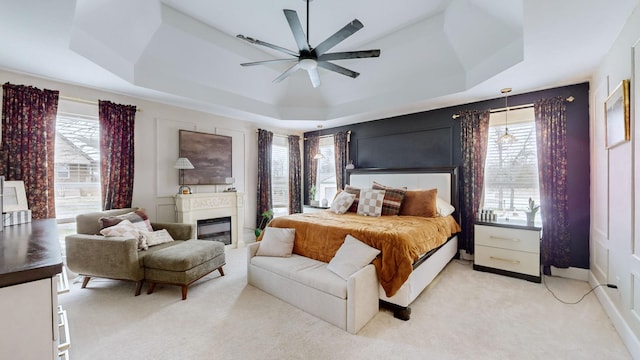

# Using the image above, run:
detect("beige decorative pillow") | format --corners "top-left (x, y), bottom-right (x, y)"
top-left (436, 197), bottom-right (455, 216)
top-left (330, 191), bottom-right (356, 214)
top-left (400, 188), bottom-right (438, 217)
top-left (99, 220), bottom-right (148, 250)
top-left (256, 227), bottom-right (296, 257)
top-left (327, 235), bottom-right (381, 280)
top-left (357, 189), bottom-right (385, 217)
top-left (145, 229), bottom-right (174, 247)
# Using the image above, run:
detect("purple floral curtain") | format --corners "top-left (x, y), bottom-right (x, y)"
top-left (333, 131), bottom-right (348, 190)
top-left (99, 100), bottom-right (136, 210)
top-left (304, 135), bottom-right (319, 204)
top-left (257, 129), bottom-right (273, 227)
top-left (288, 135), bottom-right (302, 214)
top-left (534, 97), bottom-right (570, 273)
top-left (459, 110), bottom-right (490, 253)
top-left (1, 83), bottom-right (59, 219)
top-left (0, 83), bottom-right (58, 219)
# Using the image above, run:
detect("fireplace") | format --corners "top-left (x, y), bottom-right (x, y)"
top-left (197, 217), bottom-right (231, 245)
top-left (174, 192), bottom-right (244, 248)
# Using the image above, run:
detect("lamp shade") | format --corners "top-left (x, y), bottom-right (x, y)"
top-left (174, 157), bottom-right (194, 169)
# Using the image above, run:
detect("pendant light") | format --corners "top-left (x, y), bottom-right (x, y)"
top-left (497, 87), bottom-right (516, 144)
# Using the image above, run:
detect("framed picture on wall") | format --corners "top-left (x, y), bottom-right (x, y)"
top-left (179, 130), bottom-right (232, 185)
top-left (604, 79), bottom-right (631, 149)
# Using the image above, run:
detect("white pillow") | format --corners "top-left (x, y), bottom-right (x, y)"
top-left (100, 219), bottom-right (139, 238)
top-left (100, 220), bottom-right (148, 250)
top-left (330, 191), bottom-right (356, 214)
top-left (327, 235), bottom-right (381, 280)
top-left (145, 229), bottom-right (174, 247)
top-left (357, 189), bottom-right (385, 216)
top-left (436, 197), bottom-right (455, 216)
top-left (256, 227), bottom-right (296, 257)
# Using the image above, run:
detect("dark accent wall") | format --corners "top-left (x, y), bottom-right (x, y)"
top-left (305, 82), bottom-right (590, 269)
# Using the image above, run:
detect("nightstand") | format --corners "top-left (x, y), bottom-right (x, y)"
top-left (473, 219), bottom-right (541, 283)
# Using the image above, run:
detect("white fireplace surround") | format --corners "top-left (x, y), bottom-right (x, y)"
top-left (174, 192), bottom-right (244, 248)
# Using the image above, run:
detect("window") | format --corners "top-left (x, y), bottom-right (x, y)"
top-left (54, 112), bottom-right (101, 222)
top-left (315, 136), bottom-right (338, 204)
top-left (271, 135), bottom-right (289, 217)
top-left (482, 108), bottom-right (540, 221)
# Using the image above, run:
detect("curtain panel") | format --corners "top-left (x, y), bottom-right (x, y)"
top-left (257, 129), bottom-right (273, 227)
top-left (288, 135), bottom-right (302, 214)
top-left (459, 110), bottom-right (490, 254)
top-left (333, 131), bottom-right (348, 190)
top-left (99, 100), bottom-right (136, 210)
top-left (1, 83), bottom-right (59, 219)
top-left (304, 135), bottom-right (319, 204)
top-left (534, 97), bottom-right (570, 273)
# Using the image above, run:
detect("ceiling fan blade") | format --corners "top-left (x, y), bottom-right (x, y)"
top-left (307, 68), bottom-right (320, 88)
top-left (313, 19), bottom-right (364, 56)
top-left (236, 34), bottom-right (298, 57)
top-left (283, 9), bottom-right (310, 53)
top-left (317, 61), bottom-right (360, 78)
top-left (318, 50), bottom-right (381, 61)
top-left (273, 62), bottom-right (302, 83)
top-left (241, 58), bottom-right (298, 67)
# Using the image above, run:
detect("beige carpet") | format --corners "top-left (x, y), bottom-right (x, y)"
top-left (60, 245), bottom-right (630, 360)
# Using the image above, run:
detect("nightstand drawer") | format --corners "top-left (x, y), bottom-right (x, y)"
top-left (475, 225), bottom-right (539, 253)
top-left (475, 245), bottom-right (540, 276)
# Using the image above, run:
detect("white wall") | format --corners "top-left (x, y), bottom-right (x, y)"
top-left (0, 69), bottom-right (299, 231)
top-left (590, 4), bottom-right (640, 357)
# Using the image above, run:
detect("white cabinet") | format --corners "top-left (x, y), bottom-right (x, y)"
top-left (473, 221), bottom-right (541, 282)
top-left (0, 219), bottom-right (66, 359)
top-left (0, 278), bottom-right (58, 360)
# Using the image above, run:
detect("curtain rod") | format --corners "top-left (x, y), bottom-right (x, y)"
top-left (255, 129), bottom-right (293, 138)
top-left (60, 95), bottom-right (143, 112)
top-left (304, 130), bottom-right (351, 140)
top-left (451, 95), bottom-right (574, 119)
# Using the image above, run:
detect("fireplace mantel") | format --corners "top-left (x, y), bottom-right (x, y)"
top-left (174, 192), bottom-right (244, 248)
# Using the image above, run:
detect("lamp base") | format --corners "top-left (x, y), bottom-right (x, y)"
top-left (178, 185), bottom-right (192, 195)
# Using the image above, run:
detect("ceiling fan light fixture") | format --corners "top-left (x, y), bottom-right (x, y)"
top-left (236, 2), bottom-right (380, 87)
top-left (299, 58), bottom-right (317, 70)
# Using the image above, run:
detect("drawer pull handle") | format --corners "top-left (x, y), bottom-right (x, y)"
top-left (489, 235), bottom-right (519, 242)
top-left (489, 256), bottom-right (520, 264)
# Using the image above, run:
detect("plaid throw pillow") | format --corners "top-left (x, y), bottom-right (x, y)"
top-left (330, 191), bottom-right (357, 214)
top-left (372, 181), bottom-right (406, 216)
top-left (357, 189), bottom-right (385, 217)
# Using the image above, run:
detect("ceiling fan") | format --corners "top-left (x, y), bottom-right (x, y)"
top-left (236, 0), bottom-right (380, 88)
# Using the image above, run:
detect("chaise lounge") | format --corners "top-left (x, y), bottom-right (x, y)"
top-left (65, 208), bottom-right (225, 298)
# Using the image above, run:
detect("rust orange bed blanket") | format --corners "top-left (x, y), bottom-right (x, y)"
top-left (262, 212), bottom-right (461, 297)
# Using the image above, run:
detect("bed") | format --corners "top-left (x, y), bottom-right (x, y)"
top-left (267, 167), bottom-right (461, 320)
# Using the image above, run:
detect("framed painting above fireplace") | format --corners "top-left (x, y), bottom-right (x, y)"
top-left (179, 130), bottom-right (232, 185)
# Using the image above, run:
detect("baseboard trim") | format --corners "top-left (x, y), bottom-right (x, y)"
top-left (550, 266), bottom-right (589, 281)
top-left (590, 271), bottom-right (640, 358)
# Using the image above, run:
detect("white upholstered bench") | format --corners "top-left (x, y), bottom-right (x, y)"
top-left (247, 241), bottom-right (379, 334)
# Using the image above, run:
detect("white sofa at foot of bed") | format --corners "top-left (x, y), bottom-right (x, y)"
top-left (247, 242), bottom-right (379, 334)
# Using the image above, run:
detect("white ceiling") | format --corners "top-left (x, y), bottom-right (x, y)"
top-left (0, 0), bottom-right (638, 131)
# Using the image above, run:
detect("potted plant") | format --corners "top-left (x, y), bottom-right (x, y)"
top-left (525, 198), bottom-right (540, 225)
top-left (254, 209), bottom-right (273, 238)
top-left (310, 185), bottom-right (319, 206)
